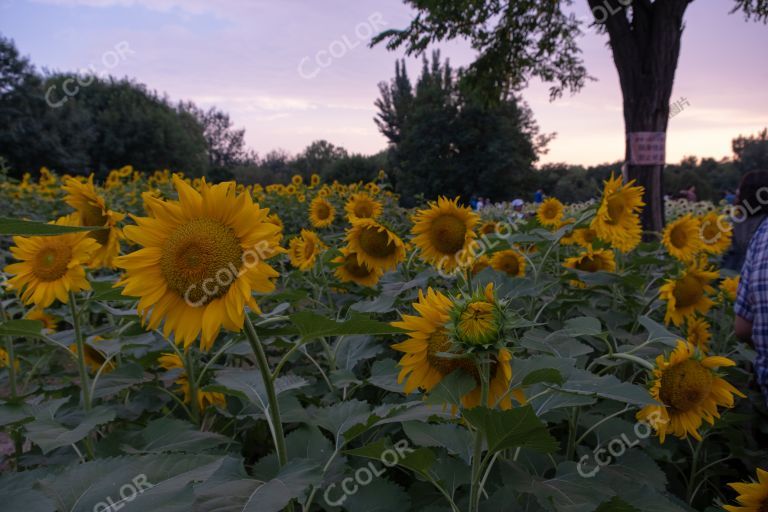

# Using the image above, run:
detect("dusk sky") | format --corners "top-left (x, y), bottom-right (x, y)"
top-left (1, 0), bottom-right (766, 166)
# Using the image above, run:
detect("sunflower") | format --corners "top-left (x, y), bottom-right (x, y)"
top-left (411, 197), bottom-right (479, 272)
top-left (490, 249), bottom-right (526, 277)
top-left (390, 288), bottom-right (523, 409)
top-left (346, 218), bottom-right (406, 272)
top-left (686, 316), bottom-right (711, 352)
top-left (310, 174), bottom-right (321, 187)
top-left (699, 212), bottom-right (732, 255)
top-left (537, 198), bottom-right (564, 228)
top-left (662, 214), bottom-right (703, 262)
top-left (572, 227), bottom-right (599, 249)
top-left (26, 307), bottom-right (58, 332)
top-left (479, 221), bottom-right (499, 236)
top-left (563, 248), bottom-right (616, 287)
top-left (659, 261), bottom-right (718, 326)
top-left (721, 276), bottom-right (740, 302)
top-left (451, 283), bottom-right (502, 345)
top-left (590, 174), bottom-right (645, 253)
top-left (345, 193), bottom-right (382, 222)
top-left (724, 468), bottom-right (768, 512)
top-left (332, 247), bottom-right (382, 287)
top-left (291, 174), bottom-right (303, 186)
top-left (636, 340), bottom-right (744, 443)
top-left (158, 353), bottom-right (226, 411)
top-left (63, 175), bottom-right (125, 268)
top-left (309, 197), bottom-right (336, 228)
top-left (69, 336), bottom-right (114, 373)
top-left (289, 230), bottom-right (326, 271)
top-left (0, 348), bottom-right (19, 371)
top-left (5, 215), bottom-right (99, 308)
top-left (115, 176), bottom-right (283, 351)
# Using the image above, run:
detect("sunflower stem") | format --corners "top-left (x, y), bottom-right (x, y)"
top-left (243, 314), bottom-right (293, 512)
top-left (469, 358), bottom-right (491, 512)
top-left (185, 349), bottom-right (201, 424)
top-left (68, 290), bottom-right (95, 459)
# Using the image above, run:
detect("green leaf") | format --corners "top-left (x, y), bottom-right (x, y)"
top-left (563, 316), bottom-right (603, 336)
top-left (462, 406), bottom-right (558, 454)
top-left (89, 279), bottom-right (132, 301)
top-left (368, 358), bottom-right (403, 392)
top-left (639, 316), bottom-right (680, 347)
top-left (92, 362), bottom-right (150, 399)
top-left (0, 402), bottom-right (33, 426)
top-left (0, 319), bottom-right (44, 338)
top-left (342, 478), bottom-right (411, 512)
top-left (595, 497), bottom-right (640, 512)
top-left (309, 399), bottom-right (371, 447)
top-left (0, 217), bottom-right (99, 236)
top-left (555, 369), bottom-right (656, 406)
top-left (403, 421), bottom-right (473, 464)
top-left (334, 335), bottom-right (386, 370)
top-left (423, 370), bottom-right (476, 407)
top-left (214, 369), bottom-right (307, 414)
top-left (0, 467), bottom-right (56, 512)
top-left (344, 438), bottom-right (436, 475)
top-left (290, 311), bottom-right (404, 340)
top-left (522, 368), bottom-right (565, 387)
top-left (25, 405), bottom-right (115, 454)
top-left (126, 418), bottom-right (230, 454)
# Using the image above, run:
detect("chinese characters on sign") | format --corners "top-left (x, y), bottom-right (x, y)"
top-left (628, 132), bottom-right (666, 165)
top-left (669, 96), bottom-right (690, 118)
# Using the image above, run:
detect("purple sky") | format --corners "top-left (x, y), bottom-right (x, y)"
top-left (2, 0), bottom-right (766, 165)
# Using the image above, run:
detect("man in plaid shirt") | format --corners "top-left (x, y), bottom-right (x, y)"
top-left (735, 218), bottom-right (768, 406)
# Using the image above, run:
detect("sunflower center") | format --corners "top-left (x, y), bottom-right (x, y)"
top-left (315, 203), bottom-right (331, 220)
top-left (605, 195), bottom-right (625, 225)
top-left (574, 255), bottom-right (600, 273)
top-left (426, 331), bottom-right (478, 377)
top-left (358, 226), bottom-right (396, 259)
top-left (303, 239), bottom-right (316, 260)
top-left (81, 203), bottom-right (111, 244)
top-left (701, 221), bottom-right (719, 242)
top-left (498, 255), bottom-right (520, 275)
top-left (673, 275), bottom-right (705, 308)
top-left (354, 201), bottom-right (373, 218)
top-left (430, 215), bottom-right (467, 254)
top-left (458, 301), bottom-right (498, 344)
top-left (32, 243), bottom-right (72, 281)
top-left (543, 205), bottom-right (559, 220)
top-left (659, 359), bottom-right (713, 412)
top-left (670, 225), bottom-right (689, 249)
top-left (343, 253), bottom-right (372, 278)
top-left (160, 218), bottom-right (243, 305)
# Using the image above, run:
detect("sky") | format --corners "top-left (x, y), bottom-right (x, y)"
top-left (1, 0), bottom-right (766, 166)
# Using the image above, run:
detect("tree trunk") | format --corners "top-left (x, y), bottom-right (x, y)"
top-left (588, 0), bottom-right (692, 235)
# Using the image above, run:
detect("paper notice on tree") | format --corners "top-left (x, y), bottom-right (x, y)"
top-left (628, 132), bottom-right (666, 165)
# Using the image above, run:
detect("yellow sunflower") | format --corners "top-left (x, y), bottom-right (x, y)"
top-left (115, 176), bottom-right (283, 351)
top-left (411, 197), bottom-right (479, 273)
top-left (308, 197), bottom-right (336, 228)
top-left (590, 174), bottom-right (645, 253)
top-left (563, 248), bottom-right (616, 287)
top-left (289, 230), bottom-right (326, 271)
top-left (5, 215), bottom-right (99, 308)
top-left (390, 288), bottom-right (524, 409)
top-left (662, 214), bottom-right (703, 262)
top-left (699, 212), bottom-right (732, 255)
top-left (686, 316), bottom-right (711, 352)
top-left (451, 283), bottom-right (502, 345)
top-left (26, 307), bottom-right (58, 332)
top-left (158, 353), bottom-right (226, 411)
top-left (291, 174), bottom-right (303, 186)
top-left (636, 340), bottom-right (744, 443)
top-left (345, 192), bottom-right (382, 222)
top-left (63, 175), bottom-right (125, 268)
top-left (572, 227), bottom-right (599, 249)
top-left (721, 276), bottom-right (740, 302)
top-left (536, 198), bottom-right (564, 228)
top-left (310, 174), bottom-right (321, 187)
top-left (659, 261), bottom-right (718, 326)
top-left (724, 468), bottom-right (768, 512)
top-left (346, 218), bottom-right (406, 272)
top-left (479, 221), bottom-right (499, 236)
top-left (332, 247), bottom-right (382, 287)
top-left (489, 249), bottom-right (526, 277)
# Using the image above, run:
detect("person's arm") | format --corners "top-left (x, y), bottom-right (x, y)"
top-left (735, 314), bottom-right (753, 343)
top-left (734, 251), bottom-right (754, 343)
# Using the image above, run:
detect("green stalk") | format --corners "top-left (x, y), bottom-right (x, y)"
top-left (185, 349), bottom-right (201, 424)
top-left (5, 336), bottom-right (17, 399)
top-left (469, 359), bottom-right (491, 512)
top-left (243, 314), bottom-right (293, 512)
top-left (69, 291), bottom-right (95, 459)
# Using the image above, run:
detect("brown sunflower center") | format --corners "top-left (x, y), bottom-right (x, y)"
top-left (315, 202), bottom-right (331, 220)
top-left (580, 229), bottom-right (597, 244)
top-left (430, 215), bottom-right (468, 254)
top-left (160, 218), bottom-right (243, 305)
top-left (358, 226), bottom-right (395, 259)
top-left (659, 359), bottom-right (713, 412)
top-left (670, 224), bottom-right (689, 249)
top-left (701, 220), bottom-right (719, 242)
top-left (673, 275), bottom-right (705, 308)
top-left (343, 253), bottom-right (372, 278)
top-left (542, 204), bottom-right (559, 220)
top-left (498, 254), bottom-right (520, 276)
top-left (354, 201), bottom-right (374, 218)
top-left (605, 195), bottom-right (625, 224)
top-left (426, 331), bottom-right (477, 377)
top-left (81, 203), bottom-right (111, 245)
top-left (303, 238), bottom-right (317, 260)
top-left (32, 243), bottom-right (72, 281)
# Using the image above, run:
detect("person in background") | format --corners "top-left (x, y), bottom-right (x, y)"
top-left (723, 171), bottom-right (768, 271)
top-left (510, 198), bottom-right (525, 219)
top-left (534, 189), bottom-right (544, 204)
top-left (476, 197), bottom-right (485, 210)
top-left (725, 189), bottom-right (737, 205)
top-left (470, 195), bottom-right (478, 210)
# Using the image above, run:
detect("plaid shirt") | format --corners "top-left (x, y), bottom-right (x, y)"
top-left (735, 217), bottom-right (768, 404)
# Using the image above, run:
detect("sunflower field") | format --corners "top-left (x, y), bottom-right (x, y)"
top-left (0, 167), bottom-right (764, 512)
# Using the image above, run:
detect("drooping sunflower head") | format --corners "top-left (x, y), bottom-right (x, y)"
top-left (686, 316), bottom-right (711, 352)
top-left (310, 173), bottom-right (321, 187)
top-left (590, 174), bottom-right (645, 253)
top-left (537, 198), bottom-right (564, 228)
top-left (346, 218), bottom-right (406, 272)
top-left (63, 175), bottom-right (125, 268)
top-left (450, 283), bottom-right (504, 346)
top-left (662, 214), bottom-right (703, 262)
top-left (720, 276), bottom-right (740, 302)
top-left (69, 336), bottom-right (114, 373)
top-left (308, 197), bottom-right (336, 228)
top-left (5, 214), bottom-right (99, 308)
top-left (723, 468), bottom-right (768, 512)
top-left (411, 196), bottom-right (479, 273)
top-left (699, 212), bottom-right (732, 255)
top-left (116, 176), bottom-right (283, 351)
top-left (636, 340), bottom-right (744, 443)
top-left (563, 248), bottom-right (616, 287)
top-left (489, 249), bottom-right (526, 278)
top-left (345, 192), bottom-right (383, 222)
top-left (158, 352), bottom-right (226, 411)
top-left (659, 261), bottom-right (718, 326)
top-left (289, 229), bottom-right (326, 271)
top-left (332, 246), bottom-right (382, 287)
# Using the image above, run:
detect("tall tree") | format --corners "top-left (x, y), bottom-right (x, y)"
top-left (373, 0), bottom-right (768, 232)
top-left (733, 128), bottom-right (768, 173)
top-left (179, 102), bottom-right (254, 170)
top-left (293, 140), bottom-right (349, 177)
